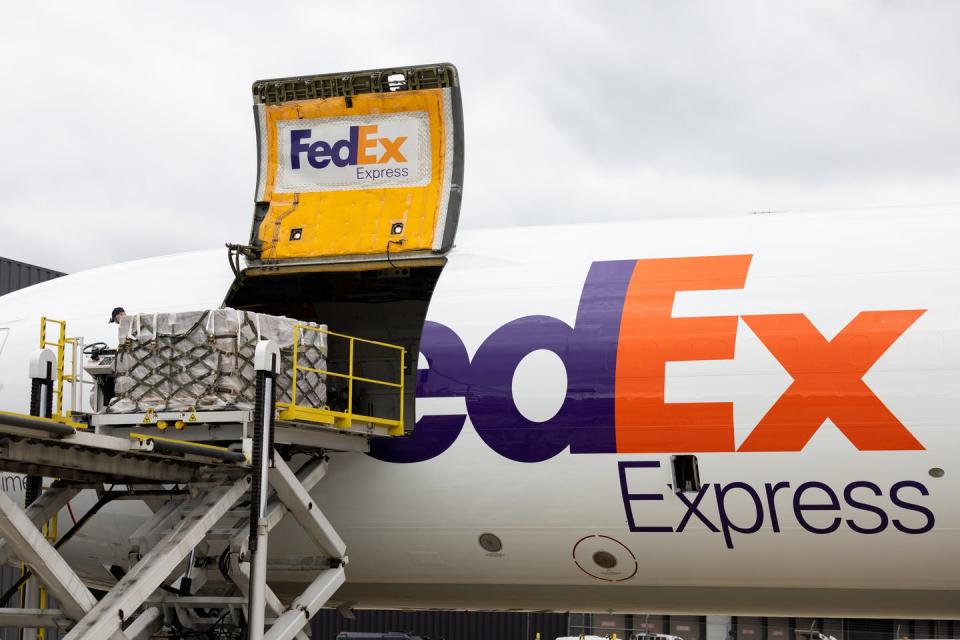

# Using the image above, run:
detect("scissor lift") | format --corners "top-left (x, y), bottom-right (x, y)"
top-left (0, 62), bottom-right (465, 639)
top-left (0, 325), bottom-right (393, 639)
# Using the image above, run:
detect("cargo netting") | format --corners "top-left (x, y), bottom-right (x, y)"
top-left (109, 309), bottom-right (327, 413)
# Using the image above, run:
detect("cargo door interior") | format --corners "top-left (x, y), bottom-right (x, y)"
top-left (225, 63), bottom-right (464, 435)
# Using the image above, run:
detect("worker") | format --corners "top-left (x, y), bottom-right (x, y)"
top-left (109, 306), bottom-right (126, 324)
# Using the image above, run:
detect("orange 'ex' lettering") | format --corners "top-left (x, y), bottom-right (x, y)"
top-left (614, 254), bottom-right (925, 453)
top-left (739, 311), bottom-right (925, 451)
top-left (356, 125), bottom-right (408, 164)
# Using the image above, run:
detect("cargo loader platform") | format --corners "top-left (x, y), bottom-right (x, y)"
top-left (0, 410), bottom-right (246, 484)
top-left (0, 319), bottom-right (402, 639)
top-left (90, 407), bottom-right (389, 454)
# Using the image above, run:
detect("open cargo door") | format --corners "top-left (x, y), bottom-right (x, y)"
top-left (226, 64), bottom-right (464, 436)
top-left (247, 63), bottom-right (463, 265)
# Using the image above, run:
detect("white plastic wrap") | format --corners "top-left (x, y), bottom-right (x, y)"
top-left (109, 309), bottom-right (327, 413)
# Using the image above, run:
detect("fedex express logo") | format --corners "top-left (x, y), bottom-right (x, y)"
top-left (371, 255), bottom-right (926, 464)
top-left (274, 113), bottom-right (430, 193)
top-left (290, 126), bottom-right (408, 170)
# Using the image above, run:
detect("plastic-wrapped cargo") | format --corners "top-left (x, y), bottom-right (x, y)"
top-left (108, 309), bottom-right (327, 413)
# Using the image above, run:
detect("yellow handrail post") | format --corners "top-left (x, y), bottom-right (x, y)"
top-left (55, 323), bottom-right (65, 416)
top-left (18, 561), bottom-right (27, 610)
top-left (399, 347), bottom-right (405, 428)
top-left (66, 337), bottom-right (79, 415)
top-left (347, 337), bottom-right (354, 415)
top-left (290, 325), bottom-right (300, 408)
top-left (38, 317), bottom-right (69, 417)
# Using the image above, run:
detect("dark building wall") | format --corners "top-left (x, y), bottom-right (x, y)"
top-left (0, 257), bottom-right (65, 296)
top-left (576, 613), bottom-right (705, 640)
top-left (741, 617), bottom-right (958, 640)
top-left (312, 609), bottom-right (569, 640)
top-left (314, 612), bottom-right (960, 640)
top-left (766, 618), bottom-right (790, 640)
top-left (671, 615), bottom-right (706, 640)
top-left (737, 616), bottom-right (763, 640)
top-left (636, 614), bottom-right (667, 635)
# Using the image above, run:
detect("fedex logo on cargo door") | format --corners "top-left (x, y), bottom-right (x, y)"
top-left (371, 255), bottom-right (926, 464)
top-left (290, 125), bottom-right (408, 170)
top-left (275, 114), bottom-right (430, 192)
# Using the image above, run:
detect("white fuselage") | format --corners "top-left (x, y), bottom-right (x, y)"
top-left (0, 209), bottom-right (957, 617)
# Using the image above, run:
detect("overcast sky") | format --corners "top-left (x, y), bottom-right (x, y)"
top-left (2, 1), bottom-right (959, 272)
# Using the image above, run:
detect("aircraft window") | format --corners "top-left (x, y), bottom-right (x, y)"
top-left (671, 454), bottom-right (700, 493)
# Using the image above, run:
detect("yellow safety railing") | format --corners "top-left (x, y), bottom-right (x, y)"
top-left (39, 317), bottom-right (82, 418)
top-left (276, 324), bottom-right (406, 437)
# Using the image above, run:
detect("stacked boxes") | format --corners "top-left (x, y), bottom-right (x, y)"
top-left (109, 309), bottom-right (327, 413)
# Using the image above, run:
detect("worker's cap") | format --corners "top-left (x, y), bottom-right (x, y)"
top-left (109, 307), bottom-right (126, 324)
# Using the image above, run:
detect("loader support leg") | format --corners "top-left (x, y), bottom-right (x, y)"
top-left (26, 349), bottom-right (56, 510)
top-left (249, 340), bottom-right (279, 640)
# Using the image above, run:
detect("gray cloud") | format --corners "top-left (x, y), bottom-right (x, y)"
top-left (1, 1), bottom-right (959, 272)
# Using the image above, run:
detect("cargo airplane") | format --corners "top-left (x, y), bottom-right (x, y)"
top-left (0, 207), bottom-right (956, 618)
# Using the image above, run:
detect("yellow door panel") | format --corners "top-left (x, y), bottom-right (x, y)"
top-left (250, 65), bottom-right (463, 263)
